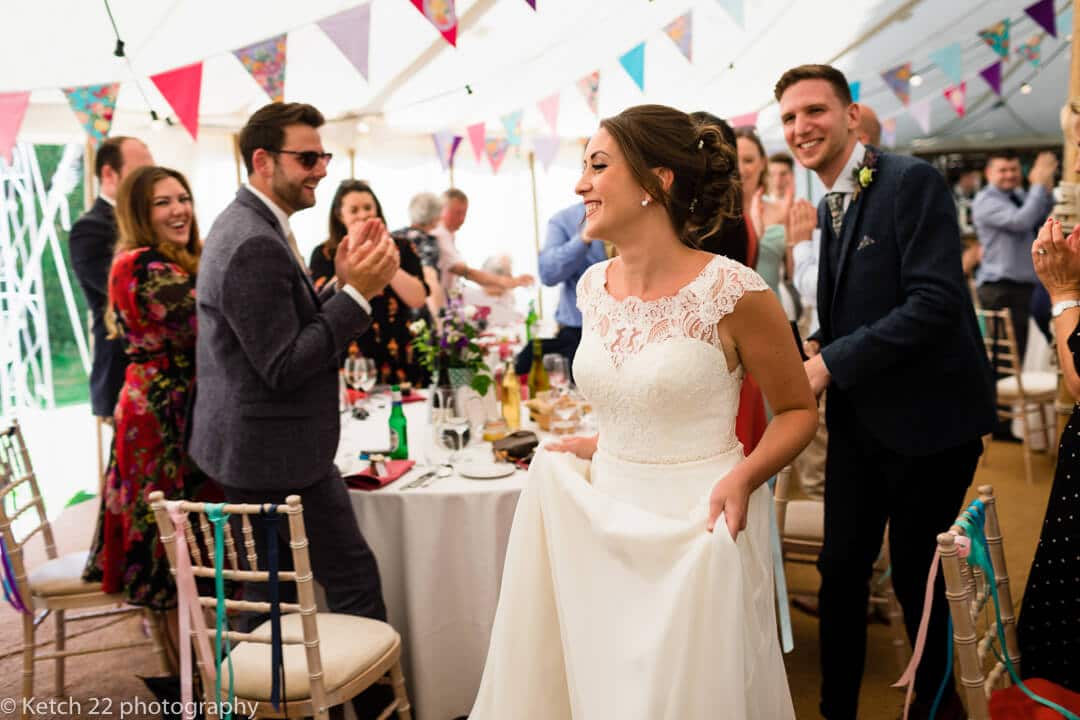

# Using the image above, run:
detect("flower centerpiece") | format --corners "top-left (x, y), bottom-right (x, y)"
top-left (410, 293), bottom-right (494, 397)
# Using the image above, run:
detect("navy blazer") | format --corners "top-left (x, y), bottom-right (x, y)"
top-left (813, 148), bottom-right (994, 456)
top-left (69, 198), bottom-right (128, 417)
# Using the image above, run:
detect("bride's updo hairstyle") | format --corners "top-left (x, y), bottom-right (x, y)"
top-left (599, 104), bottom-right (740, 248)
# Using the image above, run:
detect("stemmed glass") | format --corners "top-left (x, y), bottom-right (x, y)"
top-left (551, 385), bottom-right (582, 434)
top-left (343, 356), bottom-right (376, 409)
top-left (543, 354), bottom-right (570, 395)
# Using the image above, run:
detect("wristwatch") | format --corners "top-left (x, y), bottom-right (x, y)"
top-left (1051, 299), bottom-right (1080, 318)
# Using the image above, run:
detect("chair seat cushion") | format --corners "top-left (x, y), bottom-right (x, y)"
top-left (783, 500), bottom-right (824, 541)
top-left (227, 613), bottom-right (399, 702)
top-left (997, 372), bottom-right (1057, 397)
top-left (27, 550), bottom-right (103, 596)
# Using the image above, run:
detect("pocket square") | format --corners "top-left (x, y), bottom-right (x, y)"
top-left (857, 235), bottom-right (876, 251)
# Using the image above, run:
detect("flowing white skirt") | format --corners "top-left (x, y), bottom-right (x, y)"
top-left (470, 445), bottom-right (795, 720)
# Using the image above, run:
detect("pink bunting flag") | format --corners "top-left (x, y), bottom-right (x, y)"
top-left (943, 82), bottom-right (966, 118)
top-left (978, 19), bottom-right (1010, 59)
top-left (538, 93), bottom-right (560, 134)
top-left (62, 83), bottom-right (120, 147)
top-left (318, 3), bottom-right (372, 81)
top-left (234, 35), bottom-right (287, 102)
top-left (432, 130), bottom-right (463, 171)
top-left (151, 62), bottom-right (203, 141)
top-left (664, 12), bottom-right (693, 62)
top-left (908, 99), bottom-right (931, 134)
top-left (410, 0), bottom-right (458, 47)
top-left (728, 111), bottom-right (758, 128)
top-left (533, 136), bottom-right (560, 172)
top-left (1024, 0), bottom-right (1056, 37)
top-left (0, 92), bottom-right (31, 163)
top-left (577, 71), bottom-right (600, 116)
top-left (467, 122), bottom-right (486, 163)
top-left (485, 136), bottom-right (509, 174)
top-left (1017, 33), bottom-right (1044, 66)
top-left (980, 61), bottom-right (1003, 96)
top-left (881, 117), bottom-right (897, 147)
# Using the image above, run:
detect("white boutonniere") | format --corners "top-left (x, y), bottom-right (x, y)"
top-left (851, 149), bottom-right (879, 202)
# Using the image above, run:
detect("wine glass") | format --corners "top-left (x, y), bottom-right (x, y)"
top-left (543, 354), bottom-right (570, 393)
top-left (551, 385), bottom-right (581, 434)
top-left (435, 413), bottom-right (472, 464)
top-left (344, 356), bottom-right (376, 394)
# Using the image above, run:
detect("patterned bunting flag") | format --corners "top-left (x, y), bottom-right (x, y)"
top-left (881, 117), bottom-right (897, 147)
top-left (943, 82), bottom-right (966, 118)
top-left (1017, 33), bottom-right (1044, 67)
top-left (728, 111), bottom-right (758, 128)
top-left (501, 109), bottom-right (523, 146)
top-left (664, 12), bottom-right (693, 62)
top-left (848, 81), bottom-right (861, 103)
top-left (485, 136), bottom-right (510, 174)
top-left (432, 131), bottom-right (463, 171)
top-left (577, 71), bottom-right (600, 115)
top-left (410, 0), bottom-right (458, 47)
top-left (717, 0), bottom-right (745, 28)
top-left (980, 61), bottom-right (1003, 96)
top-left (538, 93), bottom-right (560, 134)
top-left (929, 42), bottom-right (964, 85)
top-left (234, 35), bottom-right (287, 102)
top-left (0, 92), bottom-right (31, 163)
top-left (151, 62), bottom-right (203, 141)
top-left (62, 83), bottom-right (120, 147)
top-left (881, 63), bottom-right (912, 106)
top-left (1024, 0), bottom-right (1056, 37)
top-left (466, 122), bottom-right (486, 162)
top-left (533, 136), bottom-right (560, 172)
top-left (978, 19), bottom-right (1010, 59)
top-left (318, 3), bottom-right (372, 81)
top-left (908, 99), bottom-right (931, 134)
top-left (619, 43), bottom-right (646, 91)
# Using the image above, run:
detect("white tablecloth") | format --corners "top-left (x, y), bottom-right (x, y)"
top-left (340, 398), bottom-right (527, 720)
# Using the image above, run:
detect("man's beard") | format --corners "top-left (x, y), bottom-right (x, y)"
top-left (272, 165), bottom-right (315, 213)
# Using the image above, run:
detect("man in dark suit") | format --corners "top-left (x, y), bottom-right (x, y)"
top-left (191, 102), bottom-right (399, 718)
top-left (776, 65), bottom-right (995, 720)
top-left (69, 136), bottom-right (153, 418)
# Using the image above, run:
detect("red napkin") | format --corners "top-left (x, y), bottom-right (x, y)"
top-left (345, 460), bottom-right (416, 490)
top-left (346, 389), bottom-right (426, 404)
top-left (989, 678), bottom-right (1080, 718)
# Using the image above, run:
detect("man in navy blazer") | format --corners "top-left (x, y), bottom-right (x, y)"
top-left (776, 65), bottom-right (994, 720)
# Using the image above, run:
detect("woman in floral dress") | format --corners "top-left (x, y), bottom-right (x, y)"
top-left (83, 166), bottom-right (221, 663)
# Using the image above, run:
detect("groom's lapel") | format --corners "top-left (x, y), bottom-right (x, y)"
top-left (832, 189), bottom-right (868, 307)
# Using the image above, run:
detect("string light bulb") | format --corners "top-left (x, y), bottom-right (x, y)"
top-left (909, 74), bottom-right (923, 87)
top-left (1020, 83), bottom-right (1033, 94)
top-left (149, 110), bottom-right (164, 131)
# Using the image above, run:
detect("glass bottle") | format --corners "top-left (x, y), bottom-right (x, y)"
top-left (388, 385), bottom-right (409, 460)
top-left (527, 338), bottom-right (550, 398)
top-left (501, 361), bottom-right (521, 430)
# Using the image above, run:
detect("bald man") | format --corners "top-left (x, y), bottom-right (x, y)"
top-left (856, 104), bottom-right (881, 146)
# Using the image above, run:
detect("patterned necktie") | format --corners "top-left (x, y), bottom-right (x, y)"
top-left (285, 230), bottom-right (306, 270)
top-left (825, 192), bottom-right (845, 237)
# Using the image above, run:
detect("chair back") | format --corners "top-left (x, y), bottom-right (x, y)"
top-left (937, 484), bottom-right (1020, 720)
top-left (976, 307), bottom-right (1024, 393)
top-left (0, 420), bottom-right (58, 609)
top-left (148, 492), bottom-right (328, 718)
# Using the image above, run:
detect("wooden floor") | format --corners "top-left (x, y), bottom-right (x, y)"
top-left (0, 438), bottom-right (1056, 720)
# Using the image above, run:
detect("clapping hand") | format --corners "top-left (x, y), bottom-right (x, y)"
top-left (337, 218), bottom-right (400, 300)
top-left (1029, 152), bottom-right (1059, 190)
top-left (761, 182), bottom-right (795, 229)
top-left (788, 200), bottom-right (817, 247)
top-left (1032, 217), bottom-right (1080, 302)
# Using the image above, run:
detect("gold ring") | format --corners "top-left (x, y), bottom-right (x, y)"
top-left (1037, 248), bottom-right (1048, 255)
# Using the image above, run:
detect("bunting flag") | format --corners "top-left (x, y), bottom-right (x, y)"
top-left (0, 92), bottom-right (31, 163)
top-left (1024, 0), bottom-right (1056, 37)
top-left (577, 71), bottom-right (600, 115)
top-left (943, 82), bottom-right (966, 118)
top-left (1017, 33), bottom-right (1044, 66)
top-left (318, 3), bottom-right (372, 81)
top-left (150, 62), bottom-right (202, 141)
top-left (881, 117), bottom-right (897, 147)
top-left (524, 0), bottom-right (536, 8)
top-left (538, 93), bottom-right (560, 134)
top-left (62, 83), bottom-right (120, 147)
top-left (664, 12), bottom-right (693, 62)
top-left (501, 109), bottom-right (523, 146)
top-left (1062, 7), bottom-right (1074, 39)
top-left (466, 122), bottom-right (486, 163)
top-left (619, 43), bottom-right (646, 91)
top-left (234, 35), bottom-right (287, 102)
top-left (728, 111), bottom-right (758, 128)
top-left (533, 136), bottom-right (560, 172)
top-left (432, 130), bottom-right (463, 171)
top-left (717, 0), bottom-right (745, 28)
top-left (485, 136), bottom-right (509, 174)
top-left (978, 18), bottom-right (1010, 59)
top-left (929, 42), bottom-right (964, 85)
top-left (980, 61), bottom-right (1003, 96)
top-left (848, 81), bottom-right (861, 103)
top-left (881, 63), bottom-right (912, 106)
top-left (410, 0), bottom-right (458, 47)
top-left (908, 98), bottom-right (931, 134)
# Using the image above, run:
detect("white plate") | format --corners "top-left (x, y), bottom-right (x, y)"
top-left (457, 462), bottom-right (516, 480)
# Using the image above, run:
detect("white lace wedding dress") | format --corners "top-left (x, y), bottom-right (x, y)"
top-left (470, 255), bottom-right (795, 720)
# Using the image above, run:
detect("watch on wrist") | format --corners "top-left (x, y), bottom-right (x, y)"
top-left (1051, 299), bottom-right (1080, 318)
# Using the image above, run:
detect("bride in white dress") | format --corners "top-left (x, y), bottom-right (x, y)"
top-left (470, 105), bottom-right (817, 719)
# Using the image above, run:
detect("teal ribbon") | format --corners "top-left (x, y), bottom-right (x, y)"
top-left (766, 476), bottom-right (794, 653)
top-left (945, 499), bottom-right (1080, 720)
top-left (206, 504), bottom-right (235, 720)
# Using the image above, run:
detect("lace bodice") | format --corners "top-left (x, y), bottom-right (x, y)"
top-left (573, 255), bottom-right (769, 463)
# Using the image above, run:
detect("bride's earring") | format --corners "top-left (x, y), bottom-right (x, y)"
top-left (641, 198), bottom-right (650, 207)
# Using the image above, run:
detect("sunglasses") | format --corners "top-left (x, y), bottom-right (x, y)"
top-left (268, 149), bottom-right (333, 169)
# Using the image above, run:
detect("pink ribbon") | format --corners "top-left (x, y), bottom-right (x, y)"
top-left (166, 502), bottom-right (214, 719)
top-left (892, 546), bottom-right (942, 720)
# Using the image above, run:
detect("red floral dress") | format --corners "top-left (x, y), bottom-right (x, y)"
top-left (83, 247), bottom-right (220, 609)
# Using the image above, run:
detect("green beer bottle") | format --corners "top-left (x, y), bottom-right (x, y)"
top-left (389, 385), bottom-right (409, 460)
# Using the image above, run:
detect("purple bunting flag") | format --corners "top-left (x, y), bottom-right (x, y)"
top-left (533, 136), bottom-right (560, 172)
top-left (979, 61), bottom-right (1003, 96)
top-left (318, 4), bottom-right (372, 81)
top-left (433, 131), bottom-right (463, 171)
top-left (1024, 0), bottom-right (1057, 37)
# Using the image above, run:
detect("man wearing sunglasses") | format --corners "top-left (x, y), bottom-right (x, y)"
top-left (192, 102), bottom-right (399, 719)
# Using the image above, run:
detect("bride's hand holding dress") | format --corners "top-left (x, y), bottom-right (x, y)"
top-left (544, 433), bottom-right (598, 460)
